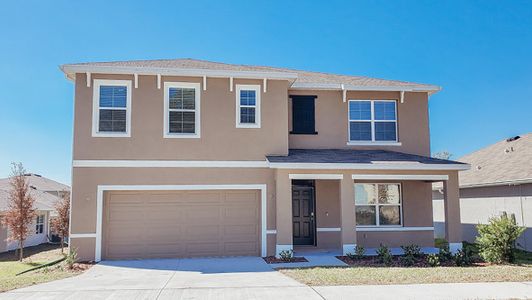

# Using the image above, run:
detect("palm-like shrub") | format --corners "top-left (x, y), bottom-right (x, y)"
top-left (476, 212), bottom-right (525, 263)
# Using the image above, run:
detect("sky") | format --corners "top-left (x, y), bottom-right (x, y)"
top-left (0, 0), bottom-right (531, 185)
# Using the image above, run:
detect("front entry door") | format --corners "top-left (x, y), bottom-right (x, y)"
top-left (292, 185), bottom-right (316, 246)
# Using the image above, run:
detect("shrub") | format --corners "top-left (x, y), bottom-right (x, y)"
top-left (453, 248), bottom-right (473, 266)
top-left (400, 255), bottom-right (415, 266)
top-left (401, 244), bottom-right (422, 257)
top-left (427, 254), bottom-right (440, 267)
top-left (279, 250), bottom-right (293, 262)
top-left (65, 247), bottom-right (77, 269)
top-left (476, 212), bottom-right (525, 264)
top-left (347, 245), bottom-right (366, 260)
top-left (376, 244), bottom-right (393, 265)
top-left (437, 246), bottom-right (453, 262)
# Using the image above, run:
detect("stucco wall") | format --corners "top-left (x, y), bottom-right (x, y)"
top-left (433, 183), bottom-right (532, 251)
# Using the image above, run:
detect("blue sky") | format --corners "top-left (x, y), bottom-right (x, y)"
top-left (0, 0), bottom-right (531, 184)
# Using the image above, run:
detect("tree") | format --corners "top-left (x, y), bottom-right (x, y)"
top-left (432, 151), bottom-right (453, 160)
top-left (2, 163), bottom-right (36, 261)
top-left (51, 190), bottom-right (70, 253)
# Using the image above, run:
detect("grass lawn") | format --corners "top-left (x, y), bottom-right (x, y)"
top-left (0, 244), bottom-right (86, 292)
top-left (280, 248), bottom-right (532, 286)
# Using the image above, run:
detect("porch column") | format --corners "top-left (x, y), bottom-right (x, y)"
top-left (275, 169), bottom-right (292, 257)
top-left (443, 171), bottom-right (463, 253)
top-left (340, 174), bottom-right (356, 255)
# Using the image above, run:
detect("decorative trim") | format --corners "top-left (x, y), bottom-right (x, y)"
top-left (73, 160), bottom-right (269, 168)
top-left (289, 174), bottom-right (343, 180)
top-left (352, 174), bottom-right (449, 181)
top-left (91, 79), bottom-right (132, 138)
top-left (70, 233), bottom-right (97, 238)
top-left (266, 230), bottom-right (277, 234)
top-left (275, 244), bottom-right (293, 258)
top-left (163, 82), bottom-right (201, 139)
top-left (347, 141), bottom-right (402, 146)
top-left (235, 84), bottom-right (261, 128)
top-left (317, 227), bottom-right (341, 232)
top-left (356, 226), bottom-right (434, 232)
top-left (95, 184), bottom-right (267, 262)
top-left (269, 162), bottom-right (470, 171)
top-left (343, 244), bottom-right (356, 255)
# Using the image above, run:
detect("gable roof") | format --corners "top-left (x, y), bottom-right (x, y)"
top-left (456, 133), bottom-right (532, 188)
top-left (0, 189), bottom-right (58, 212)
top-left (0, 174), bottom-right (69, 193)
top-left (60, 58), bottom-right (440, 93)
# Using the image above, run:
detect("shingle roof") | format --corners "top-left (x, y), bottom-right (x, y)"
top-left (61, 58), bottom-right (440, 92)
top-left (267, 149), bottom-right (466, 167)
top-left (0, 174), bottom-right (69, 192)
top-left (456, 133), bottom-right (532, 187)
top-left (0, 189), bottom-right (58, 212)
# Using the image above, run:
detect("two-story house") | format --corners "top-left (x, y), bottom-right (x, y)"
top-left (61, 59), bottom-right (469, 261)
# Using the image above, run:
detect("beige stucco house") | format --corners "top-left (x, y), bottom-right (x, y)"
top-left (433, 134), bottom-right (532, 250)
top-left (0, 174), bottom-right (69, 252)
top-left (60, 59), bottom-right (469, 261)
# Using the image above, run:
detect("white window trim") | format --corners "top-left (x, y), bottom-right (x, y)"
top-left (163, 82), bottom-right (201, 138)
top-left (35, 214), bottom-right (45, 234)
top-left (354, 182), bottom-right (403, 227)
top-left (92, 79), bottom-right (132, 137)
top-left (235, 84), bottom-right (261, 128)
top-left (348, 99), bottom-right (398, 144)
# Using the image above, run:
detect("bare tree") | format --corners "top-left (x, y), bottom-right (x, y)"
top-left (432, 151), bottom-right (453, 160)
top-left (2, 163), bottom-right (36, 261)
top-left (51, 190), bottom-right (70, 253)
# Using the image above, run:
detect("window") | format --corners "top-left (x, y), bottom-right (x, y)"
top-left (164, 82), bottom-right (201, 138)
top-left (348, 100), bottom-right (397, 143)
top-left (290, 95), bottom-right (317, 134)
top-left (236, 84), bottom-right (261, 128)
top-left (35, 215), bottom-right (44, 234)
top-left (92, 79), bottom-right (132, 137)
top-left (355, 183), bottom-right (402, 226)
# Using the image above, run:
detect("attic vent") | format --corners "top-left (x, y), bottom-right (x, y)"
top-left (506, 136), bottom-right (520, 142)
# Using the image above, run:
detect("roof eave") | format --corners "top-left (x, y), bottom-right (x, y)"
top-left (289, 82), bottom-right (441, 94)
top-left (267, 162), bottom-right (470, 171)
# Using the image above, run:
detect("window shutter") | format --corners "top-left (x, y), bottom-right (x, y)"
top-left (291, 96), bottom-right (317, 134)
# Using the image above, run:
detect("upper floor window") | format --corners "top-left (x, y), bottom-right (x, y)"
top-left (92, 79), bottom-right (132, 137)
top-left (164, 82), bottom-right (201, 138)
top-left (35, 214), bottom-right (44, 234)
top-left (348, 100), bottom-right (397, 143)
top-left (236, 84), bottom-right (261, 128)
top-left (355, 183), bottom-right (402, 227)
top-left (290, 95), bottom-right (317, 134)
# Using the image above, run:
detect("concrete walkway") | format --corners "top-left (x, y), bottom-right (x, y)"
top-left (1, 257), bottom-right (531, 299)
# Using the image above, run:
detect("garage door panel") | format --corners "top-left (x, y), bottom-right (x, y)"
top-left (103, 189), bottom-right (260, 259)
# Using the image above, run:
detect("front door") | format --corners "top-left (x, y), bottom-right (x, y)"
top-left (292, 184), bottom-right (316, 246)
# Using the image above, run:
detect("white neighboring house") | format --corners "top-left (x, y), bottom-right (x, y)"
top-left (0, 174), bottom-right (70, 253)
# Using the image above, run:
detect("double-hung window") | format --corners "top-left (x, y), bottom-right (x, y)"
top-left (355, 183), bottom-right (402, 226)
top-left (92, 80), bottom-right (132, 137)
top-left (236, 84), bottom-right (261, 128)
top-left (348, 100), bottom-right (397, 143)
top-left (35, 215), bottom-right (44, 234)
top-left (164, 82), bottom-right (201, 138)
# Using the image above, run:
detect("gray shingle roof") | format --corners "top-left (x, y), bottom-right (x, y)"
top-left (267, 149), bottom-right (466, 165)
top-left (61, 58), bottom-right (439, 91)
top-left (0, 174), bottom-right (69, 193)
top-left (456, 133), bottom-right (532, 187)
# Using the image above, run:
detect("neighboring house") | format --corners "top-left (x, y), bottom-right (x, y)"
top-left (60, 59), bottom-right (469, 262)
top-left (0, 174), bottom-right (70, 252)
top-left (433, 134), bottom-right (532, 250)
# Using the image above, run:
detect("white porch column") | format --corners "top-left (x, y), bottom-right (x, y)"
top-left (275, 169), bottom-right (293, 257)
top-left (340, 174), bottom-right (356, 255)
top-left (444, 171), bottom-right (463, 253)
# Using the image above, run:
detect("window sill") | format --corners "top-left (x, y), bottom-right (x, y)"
top-left (236, 124), bottom-right (261, 129)
top-left (92, 132), bottom-right (131, 138)
top-left (164, 133), bottom-right (201, 139)
top-left (290, 131), bottom-right (318, 135)
top-left (347, 141), bottom-right (402, 146)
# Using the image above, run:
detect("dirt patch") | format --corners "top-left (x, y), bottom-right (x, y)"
top-left (263, 256), bottom-right (308, 264)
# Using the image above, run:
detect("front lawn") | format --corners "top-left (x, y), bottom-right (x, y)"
top-left (0, 244), bottom-right (88, 292)
top-left (280, 264), bottom-right (532, 286)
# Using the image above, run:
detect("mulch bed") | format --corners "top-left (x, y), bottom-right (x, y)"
top-left (263, 256), bottom-right (308, 264)
top-left (336, 255), bottom-right (484, 268)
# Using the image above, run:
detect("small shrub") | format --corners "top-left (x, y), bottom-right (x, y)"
top-left (347, 245), bottom-right (366, 260)
top-left (65, 247), bottom-right (77, 269)
top-left (476, 212), bottom-right (525, 264)
top-left (454, 248), bottom-right (473, 266)
top-left (279, 250), bottom-right (293, 262)
top-left (438, 246), bottom-right (453, 262)
top-left (427, 254), bottom-right (440, 267)
top-left (376, 244), bottom-right (393, 265)
top-left (401, 244), bottom-right (422, 257)
top-left (400, 255), bottom-right (415, 266)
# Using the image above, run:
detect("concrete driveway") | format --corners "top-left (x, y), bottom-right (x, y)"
top-left (0, 257), bottom-right (322, 299)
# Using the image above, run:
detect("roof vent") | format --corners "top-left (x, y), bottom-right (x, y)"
top-left (30, 185), bottom-right (37, 190)
top-left (476, 165), bottom-right (482, 170)
top-left (506, 136), bottom-right (520, 142)
top-left (504, 147), bottom-right (514, 154)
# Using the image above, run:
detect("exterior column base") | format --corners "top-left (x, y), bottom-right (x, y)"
top-left (449, 242), bottom-right (463, 253)
top-left (275, 244), bottom-right (293, 258)
top-left (342, 244), bottom-right (356, 256)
